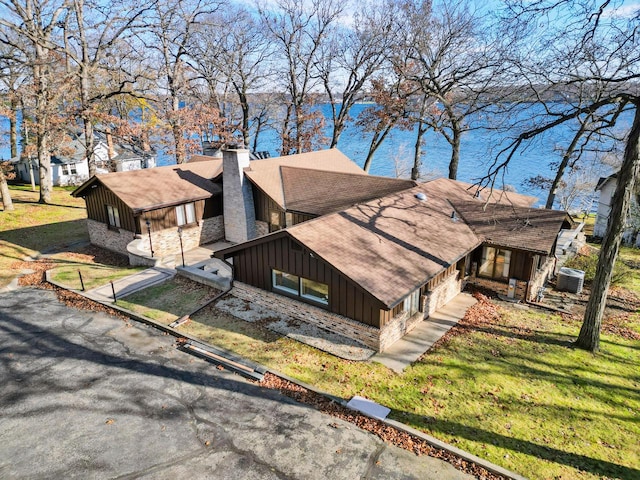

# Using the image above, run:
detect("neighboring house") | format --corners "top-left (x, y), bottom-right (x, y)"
top-left (73, 147), bottom-right (576, 351)
top-left (594, 173), bottom-right (640, 247)
top-left (72, 160), bottom-right (223, 261)
top-left (13, 131), bottom-right (156, 187)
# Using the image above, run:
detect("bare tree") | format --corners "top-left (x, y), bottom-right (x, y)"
top-left (190, 5), bottom-right (273, 150)
top-left (259, 0), bottom-right (343, 155)
top-left (400, 1), bottom-right (501, 180)
top-left (63, 0), bottom-right (155, 176)
top-left (0, 40), bottom-right (29, 159)
top-left (0, 0), bottom-right (70, 204)
top-left (317, 0), bottom-right (401, 148)
top-left (357, 72), bottom-right (414, 172)
top-left (144, 0), bottom-right (221, 163)
top-left (485, 0), bottom-right (640, 352)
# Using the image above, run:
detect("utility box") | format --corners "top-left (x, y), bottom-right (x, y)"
top-left (507, 278), bottom-right (517, 298)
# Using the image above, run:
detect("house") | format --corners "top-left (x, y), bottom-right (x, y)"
top-left (14, 131), bottom-right (156, 187)
top-left (71, 160), bottom-right (224, 263)
top-left (73, 147), bottom-right (575, 351)
top-left (594, 173), bottom-right (640, 247)
top-left (214, 157), bottom-right (572, 351)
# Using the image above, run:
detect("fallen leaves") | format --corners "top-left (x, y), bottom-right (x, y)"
top-left (260, 373), bottom-right (505, 480)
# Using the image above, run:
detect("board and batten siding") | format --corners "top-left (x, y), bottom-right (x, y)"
top-left (141, 199), bottom-right (207, 231)
top-left (84, 184), bottom-right (137, 233)
top-left (230, 235), bottom-right (388, 328)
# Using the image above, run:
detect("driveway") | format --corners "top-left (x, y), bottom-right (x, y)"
top-left (0, 288), bottom-right (471, 479)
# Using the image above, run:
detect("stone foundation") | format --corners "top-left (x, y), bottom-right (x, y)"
top-left (231, 282), bottom-right (382, 351)
top-left (87, 219), bottom-right (136, 256)
top-left (378, 272), bottom-right (463, 351)
top-left (528, 257), bottom-right (556, 301)
top-left (379, 311), bottom-right (423, 352)
top-left (138, 216), bottom-right (225, 258)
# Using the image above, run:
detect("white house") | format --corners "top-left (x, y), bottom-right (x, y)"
top-left (594, 173), bottom-right (640, 247)
top-left (12, 131), bottom-right (156, 187)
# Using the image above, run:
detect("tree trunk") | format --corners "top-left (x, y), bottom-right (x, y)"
top-left (363, 123), bottom-right (394, 173)
top-left (9, 97), bottom-right (18, 159)
top-left (412, 121), bottom-right (427, 181)
top-left (576, 104), bottom-right (640, 352)
top-left (0, 168), bottom-right (14, 211)
top-left (38, 134), bottom-right (52, 204)
top-left (546, 123), bottom-right (586, 209)
top-left (448, 118), bottom-right (461, 180)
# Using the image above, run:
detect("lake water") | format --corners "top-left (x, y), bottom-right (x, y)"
top-left (2, 103), bottom-right (632, 207)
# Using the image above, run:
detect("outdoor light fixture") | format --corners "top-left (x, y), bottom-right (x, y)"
top-left (145, 219), bottom-right (154, 257)
top-left (177, 226), bottom-right (185, 267)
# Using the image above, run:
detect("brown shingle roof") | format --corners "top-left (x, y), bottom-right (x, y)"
top-left (244, 149), bottom-right (365, 209)
top-left (281, 166), bottom-right (416, 216)
top-left (217, 178), bottom-right (564, 309)
top-left (286, 181), bottom-right (483, 308)
top-left (72, 160), bottom-right (223, 213)
top-left (451, 200), bottom-right (570, 254)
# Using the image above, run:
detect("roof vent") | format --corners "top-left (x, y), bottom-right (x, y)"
top-left (451, 211), bottom-right (458, 222)
top-left (474, 190), bottom-right (482, 200)
top-left (415, 192), bottom-right (427, 201)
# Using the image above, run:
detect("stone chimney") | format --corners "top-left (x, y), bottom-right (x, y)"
top-left (223, 148), bottom-right (257, 243)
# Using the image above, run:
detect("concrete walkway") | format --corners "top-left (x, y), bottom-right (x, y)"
top-left (373, 293), bottom-right (477, 373)
top-left (85, 267), bottom-right (175, 302)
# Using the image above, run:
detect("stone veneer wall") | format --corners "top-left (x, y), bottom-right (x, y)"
top-left (423, 271), bottom-right (462, 317)
top-left (378, 271), bottom-right (463, 352)
top-left (137, 216), bottom-right (224, 258)
top-left (87, 219), bottom-right (136, 256)
top-left (527, 257), bottom-right (556, 301)
top-left (231, 282), bottom-right (382, 351)
top-left (378, 311), bottom-right (423, 353)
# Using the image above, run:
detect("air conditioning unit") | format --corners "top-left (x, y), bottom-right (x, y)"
top-left (556, 267), bottom-right (585, 294)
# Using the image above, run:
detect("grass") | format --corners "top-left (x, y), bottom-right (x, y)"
top-left (117, 277), bottom-right (221, 323)
top-left (47, 256), bottom-right (145, 291)
top-left (180, 299), bottom-right (639, 480)
top-left (117, 275), bottom-right (640, 479)
top-left (0, 184), bottom-right (141, 289)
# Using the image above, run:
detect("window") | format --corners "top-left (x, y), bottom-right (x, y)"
top-left (272, 270), bottom-right (300, 295)
top-left (269, 210), bottom-right (281, 232)
top-left (62, 164), bottom-right (69, 175)
top-left (479, 246), bottom-right (511, 280)
top-left (272, 269), bottom-right (329, 306)
top-left (176, 202), bottom-right (196, 226)
top-left (402, 288), bottom-right (421, 316)
top-left (106, 205), bottom-right (121, 228)
top-left (70, 163), bottom-right (77, 175)
top-left (301, 278), bottom-right (329, 305)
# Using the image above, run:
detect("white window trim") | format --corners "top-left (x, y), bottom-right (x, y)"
top-left (272, 269), bottom-right (300, 295)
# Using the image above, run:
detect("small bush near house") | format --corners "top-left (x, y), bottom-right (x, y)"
top-left (564, 251), bottom-right (631, 286)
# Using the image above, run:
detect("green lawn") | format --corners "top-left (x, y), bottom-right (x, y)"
top-left (0, 184), bottom-right (141, 289)
top-left (116, 274), bottom-right (640, 479)
top-left (172, 293), bottom-right (639, 480)
top-left (117, 277), bottom-right (221, 323)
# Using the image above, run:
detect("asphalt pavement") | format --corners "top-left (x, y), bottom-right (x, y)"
top-left (0, 288), bottom-right (472, 479)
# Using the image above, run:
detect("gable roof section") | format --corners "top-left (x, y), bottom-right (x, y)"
top-left (244, 148), bottom-right (365, 209)
top-left (452, 200), bottom-right (570, 255)
top-left (72, 159), bottom-right (223, 214)
top-left (281, 166), bottom-right (417, 216)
